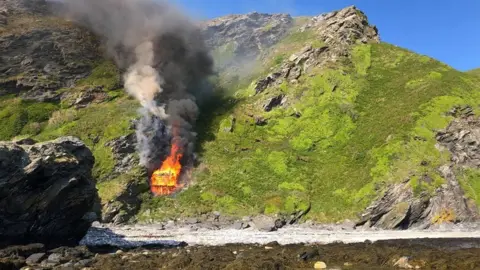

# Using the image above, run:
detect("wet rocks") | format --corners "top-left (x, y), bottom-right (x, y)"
top-left (25, 253), bottom-right (46, 265)
top-left (0, 244), bottom-right (95, 269)
top-left (0, 137), bottom-right (98, 247)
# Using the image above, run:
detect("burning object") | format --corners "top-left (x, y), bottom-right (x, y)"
top-left (61, 0), bottom-right (213, 196)
top-left (150, 143), bottom-right (183, 196)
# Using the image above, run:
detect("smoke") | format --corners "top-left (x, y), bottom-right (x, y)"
top-left (58, 0), bottom-right (213, 171)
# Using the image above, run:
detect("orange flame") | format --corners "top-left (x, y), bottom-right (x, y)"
top-left (150, 143), bottom-right (183, 195)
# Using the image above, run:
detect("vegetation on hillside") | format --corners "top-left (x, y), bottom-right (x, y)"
top-left (139, 43), bottom-right (480, 222)
top-left (2, 14), bottom-right (480, 222)
top-left (468, 68), bottom-right (480, 78)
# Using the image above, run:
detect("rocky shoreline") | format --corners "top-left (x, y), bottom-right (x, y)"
top-left (2, 233), bottom-right (480, 269)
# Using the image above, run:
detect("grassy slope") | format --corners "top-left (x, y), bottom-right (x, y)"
top-left (2, 16), bottom-right (480, 221)
top-left (468, 68), bottom-right (480, 78)
top-left (139, 43), bottom-right (480, 222)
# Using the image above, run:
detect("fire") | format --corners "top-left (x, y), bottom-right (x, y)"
top-left (150, 143), bottom-right (183, 195)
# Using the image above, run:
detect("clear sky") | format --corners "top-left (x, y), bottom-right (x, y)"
top-left (172, 0), bottom-right (480, 71)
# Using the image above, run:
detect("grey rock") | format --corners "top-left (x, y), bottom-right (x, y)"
top-left (59, 261), bottom-right (74, 269)
top-left (104, 133), bottom-right (137, 175)
top-left (0, 23), bottom-right (98, 98)
top-left (255, 72), bottom-right (281, 94)
top-left (339, 219), bottom-right (356, 231)
top-left (252, 6), bottom-right (379, 94)
top-left (14, 138), bottom-right (37, 145)
top-left (101, 179), bottom-right (148, 224)
top-left (0, 243), bottom-right (45, 258)
top-left (185, 217), bottom-right (200, 224)
top-left (47, 253), bottom-right (63, 263)
top-left (0, 137), bottom-right (98, 246)
top-left (26, 253), bottom-right (46, 265)
top-left (288, 66), bottom-right (302, 80)
top-left (164, 220), bottom-right (176, 230)
top-left (263, 94), bottom-right (285, 112)
top-left (252, 215), bottom-right (277, 232)
top-left (41, 260), bottom-right (58, 268)
top-left (254, 116), bottom-right (267, 126)
top-left (358, 116), bottom-right (480, 229)
top-left (74, 259), bottom-right (93, 267)
top-left (202, 12), bottom-right (293, 70)
top-left (274, 218), bottom-right (286, 229)
top-left (232, 221), bottom-right (244, 230)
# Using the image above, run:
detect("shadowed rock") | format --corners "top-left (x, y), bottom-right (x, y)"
top-left (0, 137), bottom-right (98, 247)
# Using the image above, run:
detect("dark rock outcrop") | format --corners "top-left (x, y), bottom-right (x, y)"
top-left (357, 115), bottom-right (480, 229)
top-left (0, 0), bottom-right (100, 100)
top-left (263, 94), bottom-right (285, 112)
top-left (104, 133), bottom-right (137, 176)
top-left (102, 179), bottom-right (149, 224)
top-left (100, 133), bottom-right (147, 225)
top-left (0, 137), bottom-right (98, 247)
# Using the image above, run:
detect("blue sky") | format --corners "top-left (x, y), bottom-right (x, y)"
top-left (172, 0), bottom-right (480, 71)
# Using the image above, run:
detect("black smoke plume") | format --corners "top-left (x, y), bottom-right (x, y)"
top-left (58, 0), bottom-right (213, 173)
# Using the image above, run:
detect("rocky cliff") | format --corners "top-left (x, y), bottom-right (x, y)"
top-left (0, 137), bottom-right (98, 247)
top-left (202, 12), bottom-right (293, 70)
top-left (0, 0), bottom-right (100, 102)
top-left (357, 108), bottom-right (480, 229)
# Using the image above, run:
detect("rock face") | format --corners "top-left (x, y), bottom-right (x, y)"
top-left (0, 0), bottom-right (49, 15)
top-left (0, 0), bottom-right (100, 101)
top-left (202, 12), bottom-right (293, 69)
top-left (253, 6), bottom-right (379, 94)
top-left (102, 180), bottom-right (149, 224)
top-left (301, 6), bottom-right (379, 47)
top-left (357, 113), bottom-right (480, 229)
top-left (0, 137), bottom-right (98, 247)
top-left (104, 133), bottom-right (137, 176)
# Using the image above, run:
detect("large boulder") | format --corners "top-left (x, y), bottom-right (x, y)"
top-left (0, 137), bottom-right (98, 247)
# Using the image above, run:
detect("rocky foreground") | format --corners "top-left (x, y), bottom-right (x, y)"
top-left (1, 234), bottom-right (480, 269)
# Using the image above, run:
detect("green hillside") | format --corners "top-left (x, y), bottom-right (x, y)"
top-left (468, 68), bottom-right (480, 78)
top-left (2, 7), bottom-right (480, 224)
top-left (134, 42), bottom-right (480, 221)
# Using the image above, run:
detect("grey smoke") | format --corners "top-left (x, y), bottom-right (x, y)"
top-left (58, 0), bottom-right (213, 171)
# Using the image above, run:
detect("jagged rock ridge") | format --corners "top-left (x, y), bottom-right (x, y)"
top-left (254, 5), bottom-right (379, 94)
